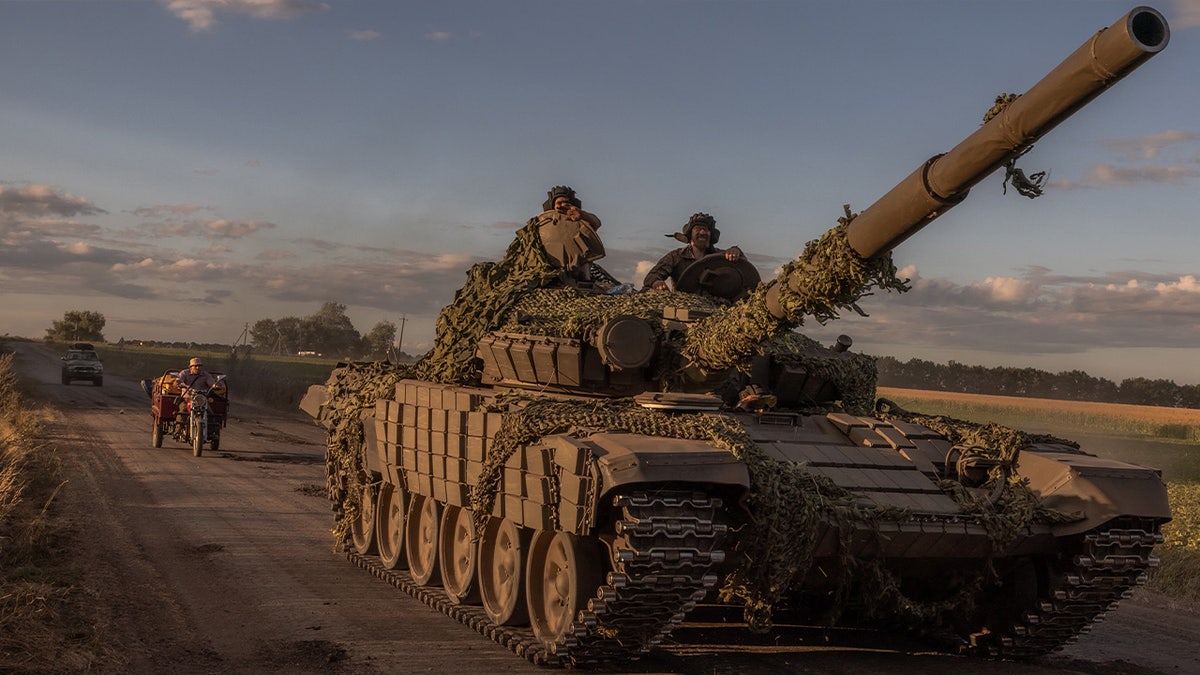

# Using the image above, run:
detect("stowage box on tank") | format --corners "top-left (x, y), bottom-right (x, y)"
top-left (302, 6), bottom-right (1173, 667)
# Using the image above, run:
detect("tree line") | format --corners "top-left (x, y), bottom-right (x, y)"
top-left (247, 302), bottom-right (408, 360)
top-left (43, 308), bottom-right (1197, 408)
top-left (44, 304), bottom-right (413, 362)
top-left (877, 356), bottom-right (1200, 410)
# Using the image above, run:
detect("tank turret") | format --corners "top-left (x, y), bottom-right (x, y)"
top-left (302, 7), bottom-right (1173, 668)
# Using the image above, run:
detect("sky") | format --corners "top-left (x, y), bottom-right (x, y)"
top-left (2, 0), bottom-right (1198, 385)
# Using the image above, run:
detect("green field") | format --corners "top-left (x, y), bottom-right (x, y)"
top-left (88, 342), bottom-right (341, 411)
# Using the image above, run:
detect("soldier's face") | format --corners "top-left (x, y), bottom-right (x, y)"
top-left (690, 226), bottom-right (711, 248)
top-left (553, 197), bottom-right (572, 213)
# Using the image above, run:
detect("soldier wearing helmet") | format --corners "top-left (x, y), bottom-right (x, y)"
top-left (643, 212), bottom-right (745, 291)
top-left (535, 185), bottom-right (605, 281)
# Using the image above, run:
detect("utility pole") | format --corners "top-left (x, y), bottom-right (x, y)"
top-left (396, 315), bottom-right (407, 362)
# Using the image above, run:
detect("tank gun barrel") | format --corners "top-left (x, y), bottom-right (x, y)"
top-left (844, 5), bottom-right (1169, 259)
top-left (685, 6), bottom-right (1169, 374)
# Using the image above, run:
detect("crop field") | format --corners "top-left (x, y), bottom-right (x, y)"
top-left (878, 386), bottom-right (1200, 443)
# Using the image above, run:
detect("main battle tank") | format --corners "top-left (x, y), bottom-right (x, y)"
top-left (302, 7), bottom-right (1172, 667)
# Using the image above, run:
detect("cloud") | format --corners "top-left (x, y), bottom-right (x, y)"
top-left (131, 204), bottom-right (212, 218)
top-left (1105, 130), bottom-right (1197, 161)
top-left (1170, 0), bottom-right (1200, 29)
top-left (841, 266), bottom-right (1200, 358)
top-left (160, 0), bottom-right (330, 32)
top-left (425, 31), bottom-right (452, 42)
top-left (1054, 163), bottom-right (1200, 190)
top-left (0, 183), bottom-right (106, 219)
top-left (1085, 163), bottom-right (1199, 186)
top-left (204, 219), bottom-right (276, 238)
top-left (347, 29), bottom-right (381, 42)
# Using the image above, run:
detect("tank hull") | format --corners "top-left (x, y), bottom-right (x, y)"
top-left (314, 371), bottom-right (1168, 664)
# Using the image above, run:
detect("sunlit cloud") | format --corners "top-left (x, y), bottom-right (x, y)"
top-left (1054, 163), bottom-right (1200, 189)
top-left (0, 183), bottom-right (105, 219)
top-left (845, 265), bottom-right (1200, 357)
top-left (160, 0), bottom-right (330, 32)
top-left (1105, 130), bottom-right (1197, 160)
top-left (1169, 0), bottom-right (1200, 29)
top-left (425, 31), bottom-right (452, 42)
top-left (205, 219), bottom-right (276, 238)
top-left (347, 29), bottom-right (381, 42)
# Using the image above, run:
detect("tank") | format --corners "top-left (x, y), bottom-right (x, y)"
top-left (300, 7), bottom-right (1172, 667)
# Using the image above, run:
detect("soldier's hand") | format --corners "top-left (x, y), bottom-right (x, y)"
top-left (724, 246), bottom-right (743, 261)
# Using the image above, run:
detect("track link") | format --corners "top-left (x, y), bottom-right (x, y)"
top-left (346, 489), bottom-right (729, 667)
top-left (966, 516), bottom-right (1163, 658)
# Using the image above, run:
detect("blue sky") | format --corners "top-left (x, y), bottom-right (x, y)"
top-left (2, 0), bottom-right (1198, 385)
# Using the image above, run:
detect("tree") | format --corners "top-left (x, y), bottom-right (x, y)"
top-left (46, 310), bottom-right (106, 342)
top-left (248, 318), bottom-right (278, 352)
top-left (302, 302), bottom-right (360, 357)
top-left (362, 321), bottom-right (397, 360)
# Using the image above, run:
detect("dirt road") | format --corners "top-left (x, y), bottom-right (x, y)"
top-left (11, 342), bottom-right (1199, 674)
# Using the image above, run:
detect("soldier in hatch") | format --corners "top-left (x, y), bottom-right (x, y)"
top-left (643, 212), bottom-right (745, 290)
top-left (535, 185), bottom-right (605, 281)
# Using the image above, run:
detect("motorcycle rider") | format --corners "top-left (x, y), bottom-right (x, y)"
top-left (177, 357), bottom-right (217, 393)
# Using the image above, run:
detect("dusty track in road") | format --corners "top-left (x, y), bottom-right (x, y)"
top-left (10, 342), bottom-right (1199, 674)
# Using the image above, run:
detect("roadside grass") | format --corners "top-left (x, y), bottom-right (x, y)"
top-left (1153, 483), bottom-right (1200, 601)
top-left (0, 350), bottom-right (119, 672)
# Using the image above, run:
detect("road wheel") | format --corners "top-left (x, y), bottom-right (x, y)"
top-left (405, 495), bottom-right (441, 585)
top-left (152, 417), bottom-right (163, 448)
top-left (375, 482), bottom-right (406, 569)
top-left (478, 517), bottom-right (530, 625)
top-left (191, 417), bottom-right (203, 457)
top-left (350, 482), bottom-right (378, 555)
top-left (527, 530), bottom-right (603, 646)
top-left (439, 505), bottom-right (480, 604)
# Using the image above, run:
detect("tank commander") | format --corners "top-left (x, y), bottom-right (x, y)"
top-left (535, 185), bottom-right (605, 281)
top-left (643, 212), bottom-right (745, 290)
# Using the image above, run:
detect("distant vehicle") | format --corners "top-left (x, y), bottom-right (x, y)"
top-left (61, 343), bottom-right (103, 386)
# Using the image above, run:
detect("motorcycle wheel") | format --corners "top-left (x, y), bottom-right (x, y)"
top-left (192, 416), bottom-right (203, 457)
top-left (152, 417), bottom-right (163, 448)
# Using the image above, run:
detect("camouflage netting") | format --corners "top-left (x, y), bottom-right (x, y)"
top-left (684, 221), bottom-right (909, 372)
top-left (764, 332), bottom-right (879, 416)
top-left (467, 394), bottom-right (1077, 633)
top-left (876, 399), bottom-right (1082, 543)
top-left (982, 92), bottom-right (1048, 199)
top-left (414, 220), bottom-right (561, 385)
top-left (498, 287), bottom-right (726, 338)
top-left (468, 394), bottom-right (908, 631)
top-left (320, 361), bottom-right (414, 547)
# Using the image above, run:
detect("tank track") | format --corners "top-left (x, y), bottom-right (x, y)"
top-left (964, 516), bottom-right (1163, 658)
top-left (345, 489), bottom-right (728, 667)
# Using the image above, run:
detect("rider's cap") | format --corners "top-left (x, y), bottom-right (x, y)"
top-left (189, 357), bottom-right (203, 367)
